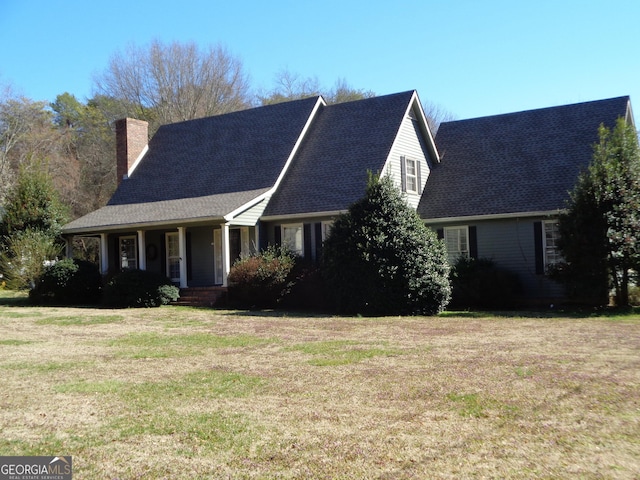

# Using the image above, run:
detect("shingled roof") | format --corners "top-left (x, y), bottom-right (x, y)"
top-left (264, 91), bottom-right (417, 217)
top-left (418, 96), bottom-right (631, 220)
top-left (63, 96), bottom-right (321, 233)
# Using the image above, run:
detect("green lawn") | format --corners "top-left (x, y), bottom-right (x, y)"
top-left (0, 290), bottom-right (638, 478)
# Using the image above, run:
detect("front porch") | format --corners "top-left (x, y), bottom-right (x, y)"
top-left (66, 223), bottom-right (258, 290)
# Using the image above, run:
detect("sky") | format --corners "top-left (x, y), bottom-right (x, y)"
top-left (0, 0), bottom-right (639, 121)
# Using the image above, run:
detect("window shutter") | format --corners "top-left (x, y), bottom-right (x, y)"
top-left (314, 223), bottom-right (323, 262)
top-left (160, 235), bottom-right (166, 276)
top-left (533, 221), bottom-right (544, 275)
top-left (417, 161), bottom-right (423, 194)
top-left (469, 226), bottom-right (478, 259)
top-left (303, 223), bottom-right (312, 262)
top-left (186, 232), bottom-right (192, 281)
top-left (112, 236), bottom-right (119, 273)
top-left (274, 225), bottom-right (281, 246)
top-left (400, 156), bottom-right (407, 192)
top-left (436, 228), bottom-right (444, 240)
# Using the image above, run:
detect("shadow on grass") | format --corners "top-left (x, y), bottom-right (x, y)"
top-left (0, 290), bottom-right (30, 307)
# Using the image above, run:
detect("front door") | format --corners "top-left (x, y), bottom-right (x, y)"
top-left (165, 232), bottom-right (181, 284)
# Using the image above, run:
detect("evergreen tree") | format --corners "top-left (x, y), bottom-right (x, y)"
top-left (322, 173), bottom-right (451, 315)
top-left (557, 118), bottom-right (640, 307)
top-left (0, 162), bottom-right (68, 289)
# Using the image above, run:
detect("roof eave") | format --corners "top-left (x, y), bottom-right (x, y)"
top-left (421, 209), bottom-right (565, 225)
top-left (63, 215), bottom-right (227, 235)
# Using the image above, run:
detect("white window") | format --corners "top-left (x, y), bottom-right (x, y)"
top-left (444, 226), bottom-right (469, 263)
top-left (119, 236), bottom-right (137, 270)
top-left (321, 221), bottom-right (333, 241)
top-left (282, 224), bottom-right (303, 256)
top-left (400, 156), bottom-right (420, 194)
top-left (165, 232), bottom-right (180, 283)
top-left (544, 221), bottom-right (562, 268)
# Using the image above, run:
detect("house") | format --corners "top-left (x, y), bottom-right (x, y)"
top-left (61, 91), bottom-right (634, 305)
top-left (421, 96), bottom-right (634, 302)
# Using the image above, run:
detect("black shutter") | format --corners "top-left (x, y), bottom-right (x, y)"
top-left (400, 156), bottom-right (407, 192)
top-left (436, 228), bottom-right (444, 240)
top-left (274, 225), bottom-right (281, 246)
top-left (112, 236), bottom-right (119, 273)
top-left (303, 223), bottom-right (312, 262)
top-left (186, 232), bottom-right (192, 281)
top-left (534, 221), bottom-right (544, 275)
top-left (160, 234), bottom-right (166, 276)
top-left (314, 223), bottom-right (323, 262)
top-left (469, 226), bottom-right (478, 259)
top-left (417, 161), bottom-right (423, 194)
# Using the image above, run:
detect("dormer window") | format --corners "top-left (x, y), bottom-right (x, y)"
top-left (401, 156), bottom-right (420, 193)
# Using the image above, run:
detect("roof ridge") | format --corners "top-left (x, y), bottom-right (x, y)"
top-left (441, 96), bottom-right (630, 125)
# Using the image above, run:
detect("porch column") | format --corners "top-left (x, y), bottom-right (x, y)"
top-left (100, 233), bottom-right (109, 275)
top-left (178, 226), bottom-right (188, 288)
top-left (221, 223), bottom-right (230, 287)
top-left (137, 230), bottom-right (146, 271)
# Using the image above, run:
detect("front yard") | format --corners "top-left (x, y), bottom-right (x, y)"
top-left (0, 292), bottom-right (638, 478)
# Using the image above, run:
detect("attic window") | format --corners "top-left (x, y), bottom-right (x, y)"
top-left (401, 156), bottom-right (420, 193)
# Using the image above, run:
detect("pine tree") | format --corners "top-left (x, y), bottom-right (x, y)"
top-left (557, 118), bottom-right (640, 307)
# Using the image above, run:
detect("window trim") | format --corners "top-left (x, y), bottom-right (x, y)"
top-left (404, 157), bottom-right (419, 193)
top-left (281, 223), bottom-right (304, 257)
top-left (543, 220), bottom-right (562, 270)
top-left (443, 226), bottom-right (470, 263)
top-left (119, 235), bottom-right (138, 270)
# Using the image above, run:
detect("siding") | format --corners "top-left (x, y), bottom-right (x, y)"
top-left (231, 198), bottom-right (267, 226)
top-left (384, 113), bottom-right (431, 209)
top-left (428, 217), bottom-right (564, 301)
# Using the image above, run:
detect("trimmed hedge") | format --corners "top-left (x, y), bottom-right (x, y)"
top-left (103, 269), bottom-right (180, 308)
top-left (30, 258), bottom-right (102, 305)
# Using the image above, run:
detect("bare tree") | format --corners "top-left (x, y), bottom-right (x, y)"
top-left (0, 90), bottom-right (76, 203)
top-left (258, 70), bottom-right (375, 105)
top-left (94, 40), bottom-right (252, 130)
top-left (421, 100), bottom-right (456, 134)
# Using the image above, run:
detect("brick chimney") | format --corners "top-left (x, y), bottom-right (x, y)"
top-left (115, 118), bottom-right (149, 185)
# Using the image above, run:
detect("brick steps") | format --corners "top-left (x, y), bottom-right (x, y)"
top-left (173, 287), bottom-right (228, 307)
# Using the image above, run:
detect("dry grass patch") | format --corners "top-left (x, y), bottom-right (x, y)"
top-left (0, 292), bottom-right (639, 478)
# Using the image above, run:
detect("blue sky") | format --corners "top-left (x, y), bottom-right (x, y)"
top-left (1, 0), bottom-right (638, 120)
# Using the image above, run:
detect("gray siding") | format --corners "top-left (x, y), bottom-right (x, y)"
top-left (385, 113), bottom-right (432, 209)
top-left (428, 217), bottom-right (564, 301)
top-left (232, 198), bottom-right (267, 226)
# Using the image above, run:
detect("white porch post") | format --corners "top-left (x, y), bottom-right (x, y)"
top-left (137, 230), bottom-right (146, 271)
top-left (221, 223), bottom-right (230, 287)
top-left (100, 233), bottom-right (109, 274)
top-left (178, 226), bottom-right (188, 288)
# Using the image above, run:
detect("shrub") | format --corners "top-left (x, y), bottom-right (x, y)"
top-left (322, 174), bottom-right (451, 316)
top-left (280, 264), bottom-right (330, 311)
top-left (103, 269), bottom-right (179, 308)
top-left (0, 229), bottom-right (63, 290)
top-left (227, 245), bottom-right (296, 309)
top-left (450, 257), bottom-right (522, 309)
top-left (30, 258), bottom-right (102, 305)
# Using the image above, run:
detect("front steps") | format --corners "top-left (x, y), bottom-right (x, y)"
top-left (174, 287), bottom-right (228, 307)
